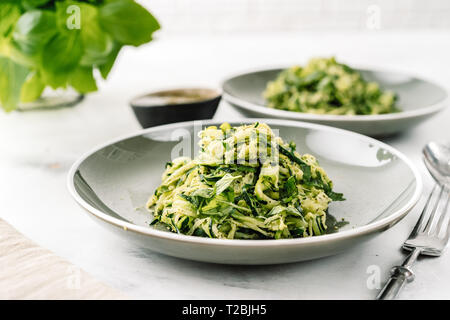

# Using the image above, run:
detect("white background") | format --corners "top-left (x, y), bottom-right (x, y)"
top-left (143, 0), bottom-right (450, 34)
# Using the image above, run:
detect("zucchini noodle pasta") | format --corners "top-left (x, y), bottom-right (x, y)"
top-left (264, 57), bottom-right (398, 115)
top-left (147, 122), bottom-right (344, 239)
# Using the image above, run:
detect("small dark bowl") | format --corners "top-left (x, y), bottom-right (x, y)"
top-left (130, 88), bottom-right (221, 128)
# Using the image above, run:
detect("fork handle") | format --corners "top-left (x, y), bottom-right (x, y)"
top-left (376, 248), bottom-right (421, 300)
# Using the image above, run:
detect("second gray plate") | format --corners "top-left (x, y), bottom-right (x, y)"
top-left (222, 68), bottom-right (448, 136)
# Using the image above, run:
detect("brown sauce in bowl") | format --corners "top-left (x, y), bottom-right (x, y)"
top-left (131, 88), bottom-right (220, 107)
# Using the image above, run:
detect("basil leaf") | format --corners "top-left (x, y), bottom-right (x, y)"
top-left (99, 0), bottom-right (160, 46)
top-left (21, 0), bottom-right (52, 10)
top-left (20, 71), bottom-right (45, 103)
top-left (79, 4), bottom-right (114, 66)
top-left (0, 3), bottom-right (21, 37)
top-left (41, 30), bottom-right (82, 88)
top-left (98, 41), bottom-right (121, 79)
top-left (0, 57), bottom-right (29, 112)
top-left (56, 2), bottom-right (114, 66)
top-left (69, 67), bottom-right (97, 93)
top-left (12, 10), bottom-right (57, 55)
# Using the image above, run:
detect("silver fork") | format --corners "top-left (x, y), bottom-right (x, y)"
top-left (377, 142), bottom-right (450, 300)
top-left (377, 184), bottom-right (450, 299)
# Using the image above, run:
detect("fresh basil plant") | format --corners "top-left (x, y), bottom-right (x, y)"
top-left (0, 0), bottom-right (160, 111)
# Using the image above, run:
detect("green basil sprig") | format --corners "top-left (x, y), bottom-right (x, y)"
top-left (0, 0), bottom-right (160, 111)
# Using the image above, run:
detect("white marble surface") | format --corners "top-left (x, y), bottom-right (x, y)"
top-left (1, 31), bottom-right (450, 299)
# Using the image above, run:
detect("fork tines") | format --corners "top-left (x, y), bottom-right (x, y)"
top-left (403, 184), bottom-right (450, 256)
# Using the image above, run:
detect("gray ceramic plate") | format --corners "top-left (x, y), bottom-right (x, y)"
top-left (68, 119), bottom-right (422, 265)
top-left (222, 68), bottom-right (449, 136)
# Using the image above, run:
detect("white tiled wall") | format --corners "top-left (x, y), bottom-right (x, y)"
top-left (139, 0), bottom-right (450, 35)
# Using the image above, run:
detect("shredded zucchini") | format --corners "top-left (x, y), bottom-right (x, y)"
top-left (264, 57), bottom-right (398, 115)
top-left (147, 122), bottom-right (344, 239)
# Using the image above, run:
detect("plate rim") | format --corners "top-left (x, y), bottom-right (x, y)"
top-left (222, 66), bottom-right (449, 122)
top-left (67, 118), bottom-right (423, 247)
